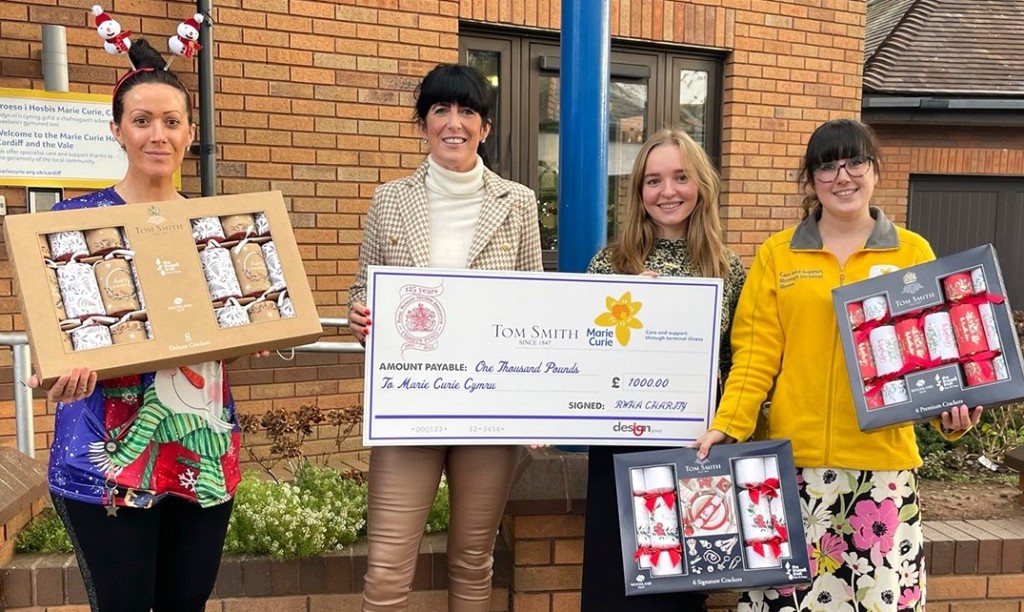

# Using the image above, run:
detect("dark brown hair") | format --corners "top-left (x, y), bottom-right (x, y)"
top-left (798, 119), bottom-right (882, 218)
top-left (112, 40), bottom-right (192, 124)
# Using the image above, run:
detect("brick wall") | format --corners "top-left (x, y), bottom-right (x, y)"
top-left (3, 533), bottom-right (512, 611)
top-left (3, 0), bottom-right (867, 461)
top-left (872, 124), bottom-right (1024, 226)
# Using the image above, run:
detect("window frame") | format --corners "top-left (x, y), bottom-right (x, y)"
top-left (460, 36), bottom-right (518, 178)
top-left (459, 26), bottom-right (725, 263)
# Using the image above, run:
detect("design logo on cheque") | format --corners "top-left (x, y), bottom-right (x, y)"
top-left (593, 291), bottom-right (643, 347)
top-left (395, 282), bottom-right (446, 355)
top-left (614, 422), bottom-right (652, 437)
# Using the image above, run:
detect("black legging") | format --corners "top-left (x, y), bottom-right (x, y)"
top-left (53, 494), bottom-right (233, 612)
top-left (580, 446), bottom-right (709, 612)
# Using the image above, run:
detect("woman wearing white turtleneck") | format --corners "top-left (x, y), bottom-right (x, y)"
top-left (348, 64), bottom-right (543, 612)
top-left (425, 155), bottom-right (485, 268)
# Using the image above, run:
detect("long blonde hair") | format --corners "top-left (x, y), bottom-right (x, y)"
top-left (606, 128), bottom-right (731, 279)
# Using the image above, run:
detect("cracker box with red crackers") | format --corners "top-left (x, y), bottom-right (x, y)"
top-left (3, 190), bottom-right (323, 386)
top-left (832, 244), bottom-right (1024, 431)
top-left (613, 440), bottom-right (810, 596)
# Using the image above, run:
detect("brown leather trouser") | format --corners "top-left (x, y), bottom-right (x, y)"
top-left (361, 445), bottom-right (522, 612)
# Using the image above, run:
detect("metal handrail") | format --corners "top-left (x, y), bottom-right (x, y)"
top-left (0, 318), bottom-right (364, 458)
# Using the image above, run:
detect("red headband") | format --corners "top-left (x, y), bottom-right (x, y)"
top-left (112, 66), bottom-right (156, 102)
top-left (111, 66), bottom-right (193, 112)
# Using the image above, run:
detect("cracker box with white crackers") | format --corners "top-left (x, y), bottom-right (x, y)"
top-left (613, 440), bottom-right (810, 596)
top-left (3, 190), bottom-right (322, 386)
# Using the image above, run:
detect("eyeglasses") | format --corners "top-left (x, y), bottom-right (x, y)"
top-left (812, 155), bottom-right (874, 183)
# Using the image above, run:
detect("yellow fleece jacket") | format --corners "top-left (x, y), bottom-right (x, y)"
top-left (711, 208), bottom-right (943, 470)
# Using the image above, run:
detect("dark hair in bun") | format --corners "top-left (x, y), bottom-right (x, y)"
top-left (112, 39), bottom-right (193, 123)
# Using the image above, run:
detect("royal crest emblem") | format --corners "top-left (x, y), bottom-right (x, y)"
top-left (395, 283), bottom-right (446, 355)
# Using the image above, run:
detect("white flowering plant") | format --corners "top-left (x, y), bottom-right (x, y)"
top-left (223, 465), bottom-right (363, 559)
top-left (426, 475), bottom-right (450, 534)
top-left (222, 463), bottom-right (451, 559)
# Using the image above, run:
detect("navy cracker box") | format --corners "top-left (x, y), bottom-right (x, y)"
top-left (613, 440), bottom-right (810, 596)
top-left (832, 245), bottom-right (1024, 432)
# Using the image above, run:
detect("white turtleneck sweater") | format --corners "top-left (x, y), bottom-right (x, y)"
top-left (425, 155), bottom-right (486, 268)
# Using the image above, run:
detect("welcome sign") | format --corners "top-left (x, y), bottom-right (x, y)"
top-left (0, 88), bottom-right (128, 188)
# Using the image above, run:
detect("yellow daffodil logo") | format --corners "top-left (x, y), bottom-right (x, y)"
top-left (594, 292), bottom-right (643, 346)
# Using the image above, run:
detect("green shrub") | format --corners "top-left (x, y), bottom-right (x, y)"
top-left (915, 401), bottom-right (1024, 481)
top-left (17, 465), bottom-right (451, 559)
top-left (961, 403), bottom-right (1024, 461)
top-left (917, 446), bottom-right (963, 481)
top-left (426, 475), bottom-right (450, 534)
top-left (15, 508), bottom-right (72, 554)
top-left (915, 421), bottom-right (953, 458)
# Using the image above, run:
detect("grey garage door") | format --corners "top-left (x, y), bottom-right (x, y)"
top-left (908, 175), bottom-right (1024, 307)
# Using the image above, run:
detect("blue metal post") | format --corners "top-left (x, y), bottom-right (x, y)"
top-left (557, 2), bottom-right (610, 452)
top-left (197, 0), bottom-right (216, 196)
top-left (557, 0), bottom-right (610, 272)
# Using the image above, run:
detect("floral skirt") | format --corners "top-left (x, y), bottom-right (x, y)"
top-left (738, 467), bottom-right (925, 612)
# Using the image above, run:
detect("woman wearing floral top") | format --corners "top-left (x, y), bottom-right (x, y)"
top-left (697, 119), bottom-right (981, 611)
top-left (580, 128), bottom-right (747, 611)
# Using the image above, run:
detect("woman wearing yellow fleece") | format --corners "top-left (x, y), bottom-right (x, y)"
top-left (696, 119), bottom-right (981, 612)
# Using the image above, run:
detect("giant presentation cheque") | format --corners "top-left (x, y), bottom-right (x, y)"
top-left (363, 266), bottom-right (724, 446)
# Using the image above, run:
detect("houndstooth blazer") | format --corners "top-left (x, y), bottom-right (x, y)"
top-left (348, 159), bottom-right (544, 308)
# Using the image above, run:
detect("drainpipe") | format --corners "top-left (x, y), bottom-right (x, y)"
top-left (41, 25), bottom-right (69, 93)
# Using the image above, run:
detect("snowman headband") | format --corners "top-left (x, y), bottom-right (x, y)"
top-left (92, 6), bottom-right (206, 99)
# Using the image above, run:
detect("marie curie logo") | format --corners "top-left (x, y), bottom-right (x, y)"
top-left (395, 283), bottom-right (445, 355)
top-left (594, 292), bottom-right (643, 346)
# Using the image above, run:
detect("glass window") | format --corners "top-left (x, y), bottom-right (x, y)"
top-left (537, 72), bottom-right (559, 249)
top-left (461, 36), bottom-right (515, 178)
top-left (467, 49), bottom-right (503, 174)
top-left (678, 69), bottom-right (709, 146)
top-left (607, 81), bottom-right (650, 247)
top-left (460, 30), bottom-right (722, 267)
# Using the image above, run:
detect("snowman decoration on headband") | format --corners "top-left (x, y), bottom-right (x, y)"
top-left (168, 13), bottom-right (204, 59)
top-left (92, 5), bottom-right (132, 55)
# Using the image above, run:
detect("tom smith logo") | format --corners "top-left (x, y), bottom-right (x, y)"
top-left (894, 268), bottom-right (939, 309)
top-left (147, 205), bottom-right (165, 224)
top-left (395, 282), bottom-right (446, 355)
top-left (135, 204), bottom-right (184, 234)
